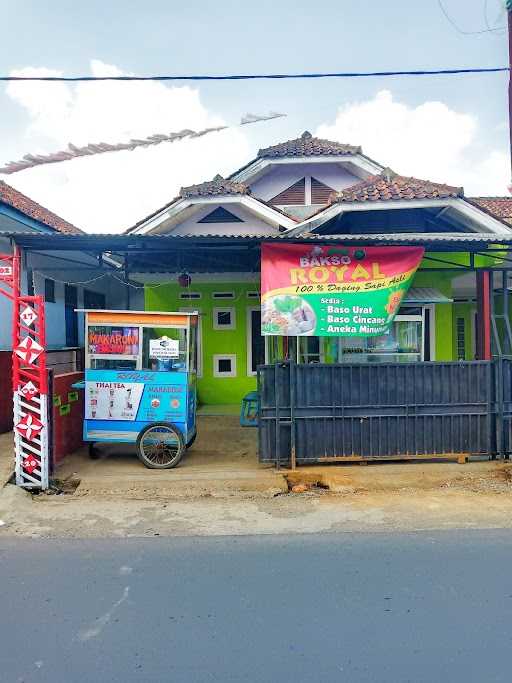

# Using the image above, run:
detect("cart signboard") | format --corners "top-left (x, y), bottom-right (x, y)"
top-left (261, 243), bottom-right (424, 337)
top-left (88, 326), bottom-right (139, 355)
top-left (84, 370), bottom-right (188, 441)
top-left (149, 337), bottom-right (179, 359)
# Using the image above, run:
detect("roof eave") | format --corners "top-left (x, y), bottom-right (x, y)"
top-left (285, 197), bottom-right (512, 237)
top-left (130, 194), bottom-right (297, 235)
top-left (229, 154), bottom-right (383, 185)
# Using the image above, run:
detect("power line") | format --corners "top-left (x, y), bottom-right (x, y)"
top-left (0, 67), bottom-right (509, 83)
top-left (438, 0), bottom-right (505, 35)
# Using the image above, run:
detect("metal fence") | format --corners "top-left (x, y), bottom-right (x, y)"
top-left (258, 360), bottom-right (507, 467)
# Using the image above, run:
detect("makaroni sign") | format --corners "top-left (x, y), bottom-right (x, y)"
top-left (88, 326), bottom-right (139, 355)
top-left (261, 243), bottom-right (424, 337)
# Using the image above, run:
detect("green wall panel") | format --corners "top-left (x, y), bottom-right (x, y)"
top-left (146, 282), bottom-right (259, 405)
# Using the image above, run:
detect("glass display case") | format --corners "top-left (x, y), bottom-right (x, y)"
top-left (78, 309), bottom-right (199, 469)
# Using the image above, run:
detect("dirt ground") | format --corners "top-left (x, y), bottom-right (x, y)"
top-left (1, 467), bottom-right (512, 539)
top-left (1, 417), bottom-right (512, 539)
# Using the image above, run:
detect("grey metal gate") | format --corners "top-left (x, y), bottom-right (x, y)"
top-left (258, 360), bottom-right (499, 466)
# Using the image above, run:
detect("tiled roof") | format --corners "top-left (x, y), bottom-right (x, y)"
top-left (331, 172), bottom-right (463, 204)
top-left (469, 197), bottom-right (512, 225)
top-left (180, 174), bottom-right (249, 199)
top-left (258, 131), bottom-right (361, 158)
top-left (126, 176), bottom-right (297, 233)
top-left (0, 180), bottom-right (83, 234)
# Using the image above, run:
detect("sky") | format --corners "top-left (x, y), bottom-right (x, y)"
top-left (0, 0), bottom-right (510, 233)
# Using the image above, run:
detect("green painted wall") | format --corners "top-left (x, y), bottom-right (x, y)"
top-left (146, 282), bottom-right (259, 405)
top-left (452, 303), bottom-right (475, 360)
top-left (412, 270), bottom-right (454, 360)
top-left (144, 259), bottom-right (487, 404)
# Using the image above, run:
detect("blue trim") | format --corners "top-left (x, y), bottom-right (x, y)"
top-left (0, 203), bottom-right (55, 233)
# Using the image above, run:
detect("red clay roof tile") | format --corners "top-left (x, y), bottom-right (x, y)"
top-left (331, 172), bottom-right (463, 204)
top-left (469, 197), bottom-right (512, 225)
top-left (180, 175), bottom-right (249, 199)
top-left (0, 180), bottom-right (83, 234)
top-left (258, 131), bottom-right (361, 159)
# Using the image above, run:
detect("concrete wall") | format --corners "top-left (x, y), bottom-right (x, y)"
top-left (51, 371), bottom-right (84, 465)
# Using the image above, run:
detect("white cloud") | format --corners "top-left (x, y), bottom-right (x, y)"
top-left (316, 90), bottom-right (509, 196)
top-left (3, 60), bottom-right (250, 233)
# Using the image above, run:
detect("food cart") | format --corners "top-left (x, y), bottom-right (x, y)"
top-left (78, 309), bottom-right (198, 468)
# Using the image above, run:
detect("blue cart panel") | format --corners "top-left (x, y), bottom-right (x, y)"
top-left (84, 369), bottom-right (195, 444)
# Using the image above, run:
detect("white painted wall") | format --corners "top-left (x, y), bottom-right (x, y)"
top-left (170, 203), bottom-right (280, 236)
top-left (249, 162), bottom-right (359, 203)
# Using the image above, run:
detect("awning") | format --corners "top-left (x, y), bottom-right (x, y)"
top-left (404, 287), bottom-right (452, 304)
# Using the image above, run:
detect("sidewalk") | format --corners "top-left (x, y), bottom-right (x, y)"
top-left (55, 416), bottom-right (288, 498)
top-left (0, 432), bottom-right (14, 487)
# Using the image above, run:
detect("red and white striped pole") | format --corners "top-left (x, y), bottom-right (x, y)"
top-left (1, 247), bottom-right (49, 489)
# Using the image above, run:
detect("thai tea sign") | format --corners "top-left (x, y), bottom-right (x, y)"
top-left (261, 243), bottom-right (424, 337)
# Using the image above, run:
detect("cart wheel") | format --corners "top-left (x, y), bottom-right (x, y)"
top-left (89, 443), bottom-right (100, 460)
top-left (136, 422), bottom-right (185, 469)
top-left (186, 431), bottom-right (197, 449)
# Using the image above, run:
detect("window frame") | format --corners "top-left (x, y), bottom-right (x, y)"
top-left (213, 307), bottom-right (236, 331)
top-left (179, 292), bottom-right (202, 301)
top-left (180, 307), bottom-right (203, 377)
top-left (44, 278), bottom-right (56, 303)
top-left (213, 354), bottom-right (237, 378)
top-left (246, 306), bottom-right (263, 376)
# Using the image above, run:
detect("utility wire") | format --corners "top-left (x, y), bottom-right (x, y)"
top-left (438, 0), bottom-right (505, 35)
top-left (0, 67), bottom-right (508, 82)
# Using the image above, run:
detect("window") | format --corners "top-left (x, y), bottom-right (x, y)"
top-left (44, 278), bottom-right (55, 303)
top-left (141, 327), bottom-right (188, 372)
top-left (456, 317), bottom-right (466, 360)
top-left (311, 177), bottom-right (335, 204)
top-left (213, 354), bottom-right (237, 377)
top-left (270, 178), bottom-right (305, 206)
top-left (179, 292), bottom-right (201, 300)
top-left (180, 307), bottom-right (203, 377)
top-left (64, 284), bottom-right (78, 347)
top-left (337, 308), bottom-right (424, 363)
top-left (212, 291), bottom-right (235, 300)
top-left (246, 291), bottom-right (259, 299)
top-left (83, 289), bottom-right (106, 309)
top-left (213, 307), bottom-right (235, 330)
top-left (298, 336), bottom-right (323, 364)
top-left (26, 269), bottom-right (34, 296)
top-left (247, 308), bottom-right (265, 375)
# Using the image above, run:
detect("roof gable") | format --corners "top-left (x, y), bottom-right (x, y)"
top-left (0, 180), bottom-right (83, 234)
top-left (197, 207), bottom-right (243, 223)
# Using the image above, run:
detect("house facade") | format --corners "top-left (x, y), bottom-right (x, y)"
top-left (0, 181), bottom-right (129, 431)
top-left (123, 131), bottom-right (512, 407)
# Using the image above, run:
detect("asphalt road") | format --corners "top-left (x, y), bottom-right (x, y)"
top-left (1, 530), bottom-right (511, 682)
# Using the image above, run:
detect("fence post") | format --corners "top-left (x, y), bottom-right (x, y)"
top-left (290, 359), bottom-right (296, 470)
top-left (274, 362), bottom-right (280, 471)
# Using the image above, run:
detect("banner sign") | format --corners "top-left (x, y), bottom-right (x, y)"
top-left (261, 243), bottom-right (424, 337)
top-left (88, 326), bottom-right (139, 355)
